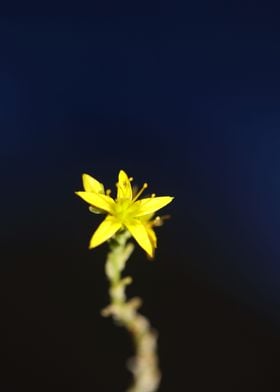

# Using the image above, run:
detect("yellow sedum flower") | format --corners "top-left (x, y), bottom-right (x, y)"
top-left (76, 170), bottom-right (174, 258)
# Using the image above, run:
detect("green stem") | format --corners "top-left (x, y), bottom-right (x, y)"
top-left (101, 230), bottom-right (161, 392)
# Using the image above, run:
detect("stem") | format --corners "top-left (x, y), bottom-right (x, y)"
top-left (101, 230), bottom-right (161, 392)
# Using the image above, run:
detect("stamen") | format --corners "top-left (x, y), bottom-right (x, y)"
top-left (153, 216), bottom-right (163, 226)
top-left (106, 189), bottom-right (112, 195)
top-left (129, 177), bottom-right (134, 182)
top-left (151, 193), bottom-right (156, 198)
top-left (132, 182), bottom-right (148, 201)
top-left (153, 215), bottom-right (171, 227)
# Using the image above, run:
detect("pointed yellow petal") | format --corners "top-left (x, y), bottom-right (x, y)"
top-left (139, 215), bottom-right (157, 248)
top-left (89, 216), bottom-right (122, 248)
top-left (146, 226), bottom-right (157, 249)
top-left (133, 196), bottom-right (174, 217)
top-left (117, 170), bottom-right (132, 200)
top-left (82, 173), bottom-right (105, 194)
top-left (124, 220), bottom-right (154, 258)
top-left (75, 192), bottom-right (115, 213)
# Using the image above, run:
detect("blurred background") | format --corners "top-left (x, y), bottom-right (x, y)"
top-left (1, 2), bottom-right (280, 391)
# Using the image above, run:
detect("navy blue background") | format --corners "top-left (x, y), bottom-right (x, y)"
top-left (1, 2), bottom-right (280, 391)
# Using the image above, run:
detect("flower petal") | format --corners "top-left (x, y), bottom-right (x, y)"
top-left (75, 192), bottom-right (115, 213)
top-left (124, 220), bottom-right (154, 258)
top-left (82, 173), bottom-right (105, 194)
top-left (117, 170), bottom-right (132, 200)
top-left (89, 216), bottom-right (122, 248)
top-left (133, 196), bottom-right (174, 217)
top-left (139, 215), bottom-right (157, 248)
top-left (146, 226), bottom-right (157, 249)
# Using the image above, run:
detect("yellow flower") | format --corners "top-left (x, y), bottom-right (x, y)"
top-left (76, 170), bottom-right (174, 258)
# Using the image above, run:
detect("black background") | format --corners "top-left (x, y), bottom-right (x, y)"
top-left (1, 2), bottom-right (280, 391)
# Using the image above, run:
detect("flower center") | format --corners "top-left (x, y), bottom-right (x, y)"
top-left (113, 199), bottom-right (133, 221)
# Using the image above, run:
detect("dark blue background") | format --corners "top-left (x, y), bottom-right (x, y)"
top-left (1, 2), bottom-right (280, 391)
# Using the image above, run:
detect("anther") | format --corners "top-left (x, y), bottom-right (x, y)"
top-left (129, 177), bottom-right (134, 182)
top-left (153, 215), bottom-right (171, 227)
top-left (106, 189), bottom-right (112, 195)
top-left (153, 216), bottom-right (163, 226)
